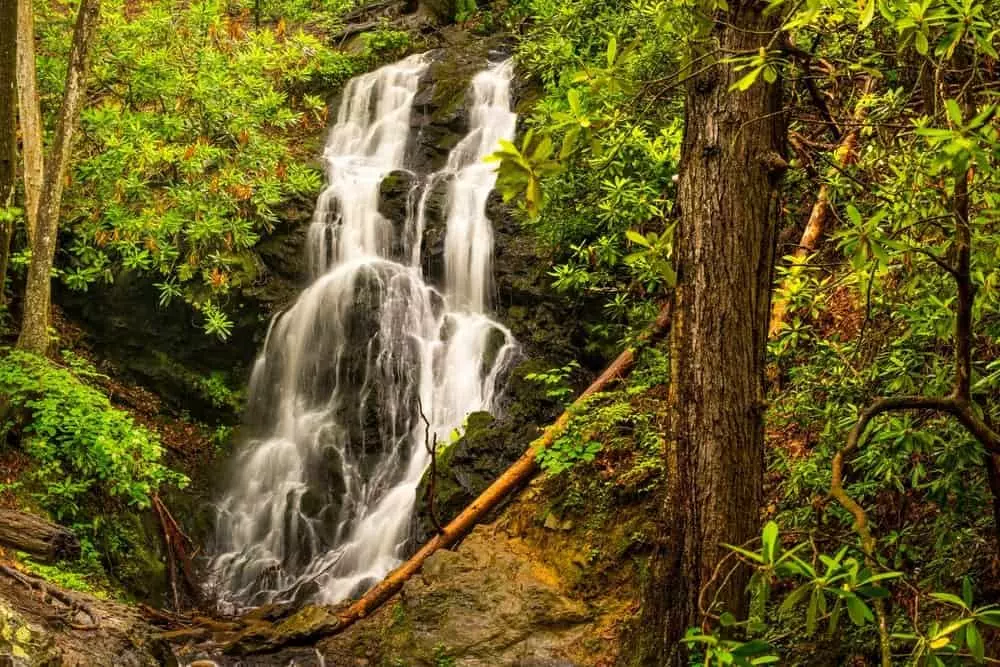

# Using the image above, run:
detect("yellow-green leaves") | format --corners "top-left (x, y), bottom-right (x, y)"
top-left (729, 50), bottom-right (782, 92)
top-left (486, 132), bottom-right (563, 219)
top-left (858, 0), bottom-right (876, 29)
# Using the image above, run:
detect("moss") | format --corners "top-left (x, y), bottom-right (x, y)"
top-left (106, 513), bottom-right (168, 605)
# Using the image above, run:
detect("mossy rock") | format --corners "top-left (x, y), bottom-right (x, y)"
top-left (414, 360), bottom-right (563, 543)
top-left (106, 513), bottom-right (169, 605)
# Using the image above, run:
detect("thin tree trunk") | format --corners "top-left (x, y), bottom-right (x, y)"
top-left (0, 0), bottom-right (16, 302)
top-left (15, 0), bottom-right (43, 242)
top-left (17, 0), bottom-right (101, 354)
top-left (634, 3), bottom-right (785, 664)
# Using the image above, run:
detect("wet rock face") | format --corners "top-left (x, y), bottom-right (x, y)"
top-left (320, 525), bottom-right (595, 667)
top-left (412, 359), bottom-right (565, 544)
top-left (54, 201), bottom-right (313, 425)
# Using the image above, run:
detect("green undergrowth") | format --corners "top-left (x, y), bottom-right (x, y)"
top-left (0, 349), bottom-right (186, 595)
top-left (523, 347), bottom-right (668, 597)
top-left (27, 0), bottom-right (415, 340)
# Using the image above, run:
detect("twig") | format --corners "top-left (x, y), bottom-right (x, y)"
top-left (415, 395), bottom-right (444, 535)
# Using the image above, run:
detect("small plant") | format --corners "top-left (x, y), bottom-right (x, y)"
top-left (525, 360), bottom-right (580, 401)
top-left (433, 644), bottom-right (457, 667)
top-left (199, 371), bottom-right (243, 411)
top-left (690, 522), bottom-right (1000, 666)
top-left (454, 0), bottom-right (477, 22)
top-left (0, 349), bottom-right (187, 521)
top-left (537, 433), bottom-right (602, 474)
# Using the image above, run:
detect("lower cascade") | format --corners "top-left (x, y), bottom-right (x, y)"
top-left (209, 54), bottom-right (519, 609)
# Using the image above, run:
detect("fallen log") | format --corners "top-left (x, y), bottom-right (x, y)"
top-left (0, 509), bottom-right (80, 562)
top-left (769, 78), bottom-right (873, 338)
top-left (224, 300), bottom-right (674, 655)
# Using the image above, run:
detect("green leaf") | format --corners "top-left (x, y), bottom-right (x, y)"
top-left (945, 98), bottom-right (963, 126)
top-left (531, 136), bottom-right (554, 162)
top-left (779, 583), bottom-right (812, 615)
top-left (859, 0), bottom-right (876, 29)
top-left (806, 588), bottom-right (820, 635)
top-left (846, 595), bottom-right (873, 626)
top-left (962, 578), bottom-right (974, 607)
top-left (845, 204), bottom-right (863, 226)
top-left (626, 229), bottom-right (652, 248)
top-left (976, 610), bottom-right (1000, 627)
top-left (567, 88), bottom-right (582, 115)
top-left (967, 623), bottom-right (985, 663)
top-left (607, 36), bottom-right (618, 67)
top-left (930, 592), bottom-right (969, 610)
top-left (731, 66), bottom-right (764, 92)
top-left (762, 521), bottom-right (779, 563)
top-left (560, 127), bottom-right (580, 160)
top-left (932, 617), bottom-right (976, 640)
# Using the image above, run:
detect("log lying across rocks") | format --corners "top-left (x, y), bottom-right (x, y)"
top-left (219, 300), bottom-right (674, 656)
top-left (0, 509), bottom-right (81, 562)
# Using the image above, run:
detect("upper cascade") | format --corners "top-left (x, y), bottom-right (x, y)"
top-left (209, 54), bottom-right (519, 609)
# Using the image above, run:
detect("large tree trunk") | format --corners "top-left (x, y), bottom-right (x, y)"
top-left (634, 2), bottom-right (785, 664)
top-left (0, 0), bottom-right (16, 301)
top-left (0, 509), bottom-right (81, 562)
top-left (17, 0), bottom-right (101, 354)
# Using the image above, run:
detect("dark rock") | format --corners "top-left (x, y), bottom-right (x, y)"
top-left (413, 358), bottom-right (563, 544)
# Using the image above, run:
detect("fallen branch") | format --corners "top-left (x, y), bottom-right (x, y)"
top-left (416, 395), bottom-right (444, 535)
top-left (769, 78), bottom-right (873, 338)
top-left (152, 494), bottom-right (201, 610)
top-left (0, 509), bottom-right (81, 562)
top-left (221, 300), bottom-right (674, 655)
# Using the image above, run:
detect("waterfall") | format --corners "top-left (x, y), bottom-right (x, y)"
top-left (209, 54), bottom-right (519, 610)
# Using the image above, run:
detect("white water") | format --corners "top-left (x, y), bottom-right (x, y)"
top-left (210, 55), bottom-right (518, 609)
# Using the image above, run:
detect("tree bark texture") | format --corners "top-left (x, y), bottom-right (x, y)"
top-left (16, 0), bottom-right (43, 242)
top-left (634, 3), bottom-right (785, 664)
top-left (0, 509), bottom-right (81, 561)
top-left (17, 0), bottom-right (101, 354)
top-left (0, 0), bottom-right (16, 301)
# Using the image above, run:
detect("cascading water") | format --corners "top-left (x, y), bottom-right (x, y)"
top-left (209, 54), bottom-right (519, 609)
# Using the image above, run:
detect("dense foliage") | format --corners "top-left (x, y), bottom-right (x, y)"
top-left (504, 0), bottom-right (1000, 662)
top-left (25, 0), bottom-right (409, 338)
top-left (0, 0), bottom-right (997, 660)
top-left (0, 349), bottom-right (185, 587)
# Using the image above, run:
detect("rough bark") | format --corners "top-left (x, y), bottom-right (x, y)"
top-left (15, 0), bottom-right (42, 242)
top-left (0, 509), bottom-right (81, 562)
top-left (17, 0), bottom-right (101, 354)
top-left (634, 3), bottom-right (785, 664)
top-left (0, 0), bottom-right (15, 302)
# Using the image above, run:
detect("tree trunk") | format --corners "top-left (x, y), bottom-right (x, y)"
top-left (15, 0), bottom-right (43, 243)
top-left (634, 3), bottom-right (785, 664)
top-left (0, 0), bottom-right (16, 302)
top-left (0, 509), bottom-right (81, 562)
top-left (17, 0), bottom-right (101, 354)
